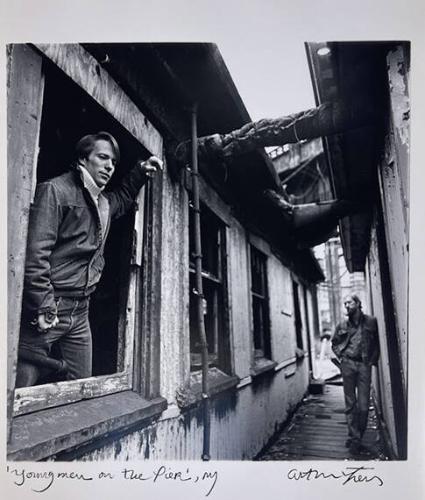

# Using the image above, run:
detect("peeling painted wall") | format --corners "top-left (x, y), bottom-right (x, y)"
top-left (159, 170), bottom-right (190, 403)
top-left (387, 45), bottom-right (410, 225)
top-left (305, 286), bottom-right (319, 376)
top-left (76, 360), bottom-right (309, 461)
top-left (367, 225), bottom-right (398, 455)
top-left (228, 221), bottom-right (252, 378)
top-left (72, 174), bottom-right (313, 461)
top-left (360, 45), bottom-right (409, 460)
top-left (268, 256), bottom-right (296, 362)
top-left (378, 45), bottom-right (409, 386)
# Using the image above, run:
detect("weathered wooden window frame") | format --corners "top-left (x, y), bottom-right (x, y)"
top-left (189, 204), bottom-right (226, 369)
top-left (186, 176), bottom-right (235, 380)
top-left (249, 244), bottom-right (272, 360)
top-left (8, 44), bottom-right (163, 421)
top-left (292, 278), bottom-right (305, 351)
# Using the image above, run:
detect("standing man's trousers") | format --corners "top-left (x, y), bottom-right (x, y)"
top-left (16, 296), bottom-right (92, 387)
top-left (340, 357), bottom-right (372, 442)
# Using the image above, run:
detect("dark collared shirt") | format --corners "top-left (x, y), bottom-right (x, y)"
top-left (343, 319), bottom-right (364, 360)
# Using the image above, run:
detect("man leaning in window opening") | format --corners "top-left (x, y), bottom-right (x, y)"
top-left (16, 132), bottom-right (163, 388)
top-left (331, 294), bottom-right (380, 455)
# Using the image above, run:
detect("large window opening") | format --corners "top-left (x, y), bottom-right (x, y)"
top-left (189, 203), bottom-right (230, 372)
top-left (18, 58), bottom-right (151, 386)
top-left (250, 246), bottom-right (271, 360)
top-left (292, 280), bottom-right (304, 350)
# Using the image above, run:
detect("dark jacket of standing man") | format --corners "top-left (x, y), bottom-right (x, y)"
top-left (16, 131), bottom-right (163, 388)
top-left (331, 294), bottom-right (380, 454)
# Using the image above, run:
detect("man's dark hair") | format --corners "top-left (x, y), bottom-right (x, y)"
top-left (350, 294), bottom-right (362, 309)
top-left (74, 131), bottom-right (120, 165)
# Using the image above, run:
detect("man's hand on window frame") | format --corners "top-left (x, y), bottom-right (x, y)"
top-left (138, 156), bottom-right (164, 178)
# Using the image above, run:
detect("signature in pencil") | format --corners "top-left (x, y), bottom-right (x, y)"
top-left (287, 466), bottom-right (383, 486)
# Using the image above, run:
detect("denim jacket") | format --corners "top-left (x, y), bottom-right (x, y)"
top-left (23, 165), bottom-right (147, 318)
top-left (331, 313), bottom-right (380, 365)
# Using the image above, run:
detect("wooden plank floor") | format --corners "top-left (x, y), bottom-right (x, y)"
top-left (257, 384), bottom-right (388, 461)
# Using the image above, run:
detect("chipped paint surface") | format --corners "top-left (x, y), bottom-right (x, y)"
top-left (387, 46), bottom-right (410, 149)
top-left (228, 221), bottom-right (252, 378)
top-left (378, 46), bottom-right (410, 380)
top-left (379, 155), bottom-right (408, 378)
top-left (76, 362), bottom-right (309, 461)
top-left (268, 256), bottom-right (295, 362)
top-left (367, 225), bottom-right (398, 455)
top-left (159, 172), bottom-right (190, 403)
top-left (387, 45), bottom-right (410, 229)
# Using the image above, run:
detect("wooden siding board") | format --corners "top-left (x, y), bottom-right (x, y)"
top-left (7, 44), bottom-right (45, 439)
top-left (378, 159), bottom-right (409, 381)
top-left (65, 364), bottom-right (309, 460)
top-left (379, 57), bottom-right (409, 382)
top-left (305, 286), bottom-right (319, 377)
top-left (9, 393), bottom-right (167, 461)
top-left (228, 222), bottom-right (252, 378)
top-left (14, 372), bottom-right (130, 416)
top-left (387, 45), bottom-right (410, 229)
top-left (145, 168), bottom-right (164, 398)
top-left (33, 43), bottom-right (163, 157)
top-left (159, 168), bottom-right (190, 402)
top-left (268, 256), bottom-right (295, 363)
top-left (367, 226), bottom-right (398, 453)
top-left (249, 233), bottom-right (272, 256)
top-left (198, 176), bottom-right (232, 225)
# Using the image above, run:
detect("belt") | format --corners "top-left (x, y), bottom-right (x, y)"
top-left (54, 285), bottom-right (96, 298)
top-left (344, 354), bottom-right (363, 362)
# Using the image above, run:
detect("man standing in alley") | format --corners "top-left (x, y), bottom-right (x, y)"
top-left (331, 294), bottom-right (380, 454)
top-left (16, 131), bottom-right (163, 387)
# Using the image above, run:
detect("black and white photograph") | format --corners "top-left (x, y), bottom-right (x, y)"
top-left (1, 1), bottom-right (424, 499)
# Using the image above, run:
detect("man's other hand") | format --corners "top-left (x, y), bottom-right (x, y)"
top-left (37, 313), bottom-right (59, 333)
top-left (138, 156), bottom-right (164, 177)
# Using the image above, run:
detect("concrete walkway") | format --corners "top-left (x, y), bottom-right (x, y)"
top-left (257, 384), bottom-right (388, 461)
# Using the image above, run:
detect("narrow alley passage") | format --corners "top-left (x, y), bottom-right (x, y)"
top-left (257, 383), bottom-right (388, 461)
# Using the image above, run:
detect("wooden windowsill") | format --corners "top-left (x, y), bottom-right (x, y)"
top-left (8, 391), bottom-right (167, 461)
top-left (251, 357), bottom-right (277, 377)
top-left (176, 368), bottom-right (239, 409)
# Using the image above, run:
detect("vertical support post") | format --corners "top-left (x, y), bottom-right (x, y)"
top-left (190, 104), bottom-right (211, 461)
top-left (7, 44), bottom-right (45, 442)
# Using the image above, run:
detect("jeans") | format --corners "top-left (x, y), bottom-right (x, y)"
top-left (16, 296), bottom-right (92, 387)
top-left (340, 357), bottom-right (372, 442)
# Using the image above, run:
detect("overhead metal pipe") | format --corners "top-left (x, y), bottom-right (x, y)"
top-left (263, 189), bottom-right (361, 247)
top-left (175, 100), bottom-right (377, 163)
top-left (291, 199), bottom-right (357, 229)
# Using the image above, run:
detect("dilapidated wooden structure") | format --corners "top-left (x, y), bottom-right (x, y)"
top-left (7, 43), bottom-right (324, 460)
top-left (306, 41), bottom-right (410, 459)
